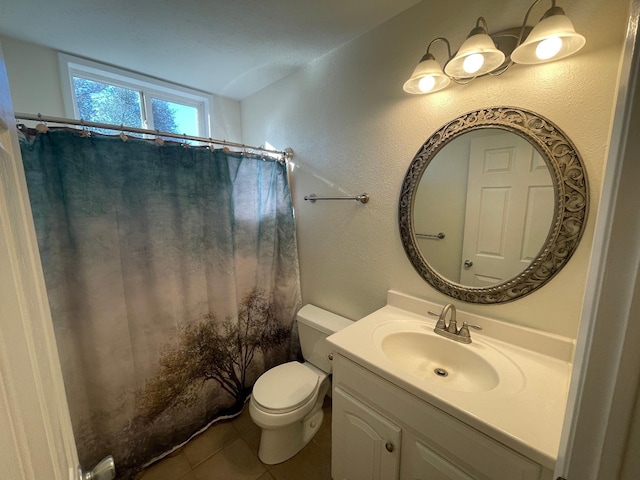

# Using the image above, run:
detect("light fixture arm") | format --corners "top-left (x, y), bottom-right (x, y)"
top-left (517, 0), bottom-right (555, 45)
top-left (426, 37), bottom-right (452, 59)
top-left (474, 17), bottom-right (489, 35)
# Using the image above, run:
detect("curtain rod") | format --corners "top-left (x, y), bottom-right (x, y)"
top-left (14, 112), bottom-right (294, 161)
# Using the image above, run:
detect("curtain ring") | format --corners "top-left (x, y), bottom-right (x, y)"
top-left (80, 118), bottom-right (91, 137)
top-left (35, 112), bottom-right (49, 133)
top-left (119, 124), bottom-right (128, 142)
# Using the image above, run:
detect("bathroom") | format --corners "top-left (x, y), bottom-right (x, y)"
top-left (1, 0), bottom-right (639, 479)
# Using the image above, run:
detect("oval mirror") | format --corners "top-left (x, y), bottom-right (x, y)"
top-left (399, 107), bottom-right (589, 303)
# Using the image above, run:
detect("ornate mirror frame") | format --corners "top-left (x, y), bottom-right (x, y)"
top-left (399, 107), bottom-right (589, 303)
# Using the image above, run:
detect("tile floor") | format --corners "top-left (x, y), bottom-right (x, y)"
top-left (136, 398), bottom-right (333, 480)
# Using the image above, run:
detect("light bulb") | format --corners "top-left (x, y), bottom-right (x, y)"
top-left (463, 53), bottom-right (485, 74)
top-left (418, 75), bottom-right (436, 93)
top-left (535, 36), bottom-right (563, 60)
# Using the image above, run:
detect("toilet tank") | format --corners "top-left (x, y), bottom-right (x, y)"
top-left (297, 304), bottom-right (352, 373)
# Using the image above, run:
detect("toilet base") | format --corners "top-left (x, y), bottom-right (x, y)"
top-left (250, 362), bottom-right (330, 465)
top-left (257, 407), bottom-right (324, 464)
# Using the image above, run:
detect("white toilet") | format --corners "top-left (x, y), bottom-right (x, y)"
top-left (249, 304), bottom-right (352, 464)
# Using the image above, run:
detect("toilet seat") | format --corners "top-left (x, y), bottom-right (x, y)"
top-left (252, 362), bottom-right (319, 414)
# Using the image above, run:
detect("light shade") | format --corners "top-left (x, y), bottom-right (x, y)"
top-left (511, 7), bottom-right (586, 64)
top-left (403, 53), bottom-right (451, 94)
top-left (444, 32), bottom-right (505, 78)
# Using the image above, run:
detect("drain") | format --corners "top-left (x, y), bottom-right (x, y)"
top-left (434, 368), bottom-right (449, 377)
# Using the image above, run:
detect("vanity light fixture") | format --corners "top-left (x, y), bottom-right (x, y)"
top-left (444, 17), bottom-right (505, 79)
top-left (402, 38), bottom-right (452, 94)
top-left (510, 3), bottom-right (586, 64)
top-left (403, 0), bottom-right (585, 95)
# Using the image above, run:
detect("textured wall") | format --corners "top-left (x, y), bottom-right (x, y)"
top-left (241, 0), bottom-right (632, 338)
top-left (1, 35), bottom-right (66, 117)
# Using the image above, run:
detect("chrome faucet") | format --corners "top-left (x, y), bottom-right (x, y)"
top-left (435, 303), bottom-right (457, 332)
top-left (428, 303), bottom-right (482, 344)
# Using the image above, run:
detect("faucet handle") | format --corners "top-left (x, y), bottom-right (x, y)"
top-left (463, 322), bottom-right (482, 330)
top-left (459, 322), bottom-right (482, 339)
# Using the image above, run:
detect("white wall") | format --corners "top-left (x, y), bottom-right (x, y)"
top-left (0, 35), bottom-right (243, 143)
top-left (1, 36), bottom-right (66, 117)
top-left (241, 0), bottom-right (631, 338)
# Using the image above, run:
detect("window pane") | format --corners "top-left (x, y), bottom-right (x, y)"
top-left (72, 76), bottom-right (143, 134)
top-left (151, 98), bottom-right (199, 136)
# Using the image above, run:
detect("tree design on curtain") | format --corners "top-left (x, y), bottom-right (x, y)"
top-left (136, 288), bottom-right (290, 424)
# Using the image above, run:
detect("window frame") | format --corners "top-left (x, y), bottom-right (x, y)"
top-left (58, 53), bottom-right (212, 137)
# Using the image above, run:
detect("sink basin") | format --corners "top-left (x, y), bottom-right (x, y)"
top-left (380, 331), bottom-right (499, 392)
top-left (373, 322), bottom-right (525, 394)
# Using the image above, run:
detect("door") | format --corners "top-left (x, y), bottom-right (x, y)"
top-left (459, 132), bottom-right (553, 286)
top-left (332, 387), bottom-right (401, 480)
top-left (0, 39), bottom-right (80, 480)
top-left (556, 2), bottom-right (640, 479)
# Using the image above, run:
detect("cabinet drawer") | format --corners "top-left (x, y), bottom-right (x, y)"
top-left (333, 354), bottom-right (541, 480)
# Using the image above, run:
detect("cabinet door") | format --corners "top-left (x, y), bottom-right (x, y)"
top-left (332, 387), bottom-right (401, 480)
top-left (404, 436), bottom-right (476, 480)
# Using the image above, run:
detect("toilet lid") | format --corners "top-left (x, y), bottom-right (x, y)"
top-left (252, 362), bottom-right (319, 413)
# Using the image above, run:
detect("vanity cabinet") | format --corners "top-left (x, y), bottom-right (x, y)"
top-left (333, 387), bottom-right (401, 480)
top-left (331, 353), bottom-right (553, 480)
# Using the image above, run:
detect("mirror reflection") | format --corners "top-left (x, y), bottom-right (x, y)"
top-left (414, 129), bottom-right (553, 286)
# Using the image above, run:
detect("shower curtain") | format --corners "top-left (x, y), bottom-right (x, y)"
top-left (19, 129), bottom-right (301, 479)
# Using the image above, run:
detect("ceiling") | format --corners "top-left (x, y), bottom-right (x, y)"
top-left (0, 0), bottom-right (422, 100)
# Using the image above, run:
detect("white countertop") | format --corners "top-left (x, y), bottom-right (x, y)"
top-left (326, 290), bottom-right (573, 469)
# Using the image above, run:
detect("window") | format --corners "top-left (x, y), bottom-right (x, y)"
top-left (59, 53), bottom-right (212, 138)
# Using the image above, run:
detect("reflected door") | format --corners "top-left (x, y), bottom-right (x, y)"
top-left (460, 133), bottom-right (553, 286)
